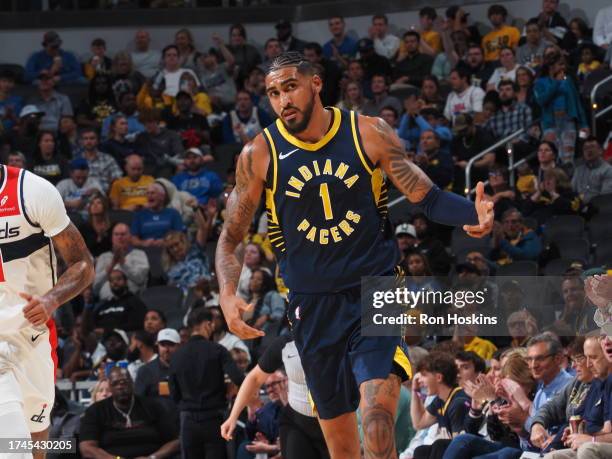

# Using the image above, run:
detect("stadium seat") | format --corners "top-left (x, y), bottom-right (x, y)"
top-left (589, 193), bottom-right (612, 215)
top-left (495, 261), bottom-right (538, 277)
top-left (542, 215), bottom-right (585, 243)
top-left (543, 258), bottom-right (585, 276)
top-left (594, 240), bottom-right (612, 266)
top-left (141, 246), bottom-right (165, 286)
top-left (555, 238), bottom-right (591, 262)
top-left (109, 209), bottom-right (134, 227)
top-left (588, 214), bottom-right (612, 246)
top-left (451, 226), bottom-right (491, 257)
top-left (139, 286), bottom-right (184, 329)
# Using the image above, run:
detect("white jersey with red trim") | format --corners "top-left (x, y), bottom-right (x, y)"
top-left (0, 165), bottom-right (70, 334)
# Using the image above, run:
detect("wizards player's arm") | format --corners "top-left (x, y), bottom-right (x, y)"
top-left (21, 222), bottom-right (95, 326)
top-left (361, 116), bottom-right (494, 238)
top-left (215, 136), bottom-right (269, 339)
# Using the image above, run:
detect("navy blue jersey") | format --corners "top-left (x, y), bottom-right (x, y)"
top-left (262, 107), bottom-right (399, 293)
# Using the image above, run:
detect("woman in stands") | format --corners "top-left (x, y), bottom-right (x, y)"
top-left (143, 309), bottom-right (167, 336)
top-left (335, 80), bottom-right (368, 113)
top-left (246, 268), bottom-right (286, 334)
top-left (76, 73), bottom-right (118, 129)
top-left (515, 66), bottom-right (539, 118)
top-left (525, 167), bottom-right (582, 223)
top-left (420, 75), bottom-right (445, 112)
top-left (175, 28), bottom-right (202, 72)
top-left (31, 129), bottom-right (68, 185)
top-left (79, 192), bottom-right (112, 257)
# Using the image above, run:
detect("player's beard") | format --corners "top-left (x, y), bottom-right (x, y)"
top-left (281, 92), bottom-right (315, 135)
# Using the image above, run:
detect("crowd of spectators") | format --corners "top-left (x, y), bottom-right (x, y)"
top-left (2, 2), bottom-right (612, 459)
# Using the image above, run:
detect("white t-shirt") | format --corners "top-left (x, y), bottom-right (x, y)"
top-left (487, 64), bottom-right (519, 89)
top-left (162, 68), bottom-right (200, 97)
top-left (374, 34), bottom-right (400, 59)
top-left (444, 86), bottom-right (485, 123)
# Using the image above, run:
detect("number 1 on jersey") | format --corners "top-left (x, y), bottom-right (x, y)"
top-left (319, 183), bottom-right (334, 221)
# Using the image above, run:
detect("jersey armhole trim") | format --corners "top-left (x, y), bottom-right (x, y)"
top-left (350, 111), bottom-right (375, 175)
top-left (263, 128), bottom-right (278, 194)
top-left (19, 170), bottom-right (41, 228)
top-left (0, 165), bottom-right (6, 194)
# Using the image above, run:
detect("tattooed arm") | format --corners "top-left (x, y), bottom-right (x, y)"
top-left (21, 223), bottom-right (95, 326)
top-left (360, 116), bottom-right (494, 238)
top-left (215, 136), bottom-right (269, 339)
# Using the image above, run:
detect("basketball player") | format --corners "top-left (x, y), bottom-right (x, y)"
top-left (216, 52), bottom-right (493, 459)
top-left (0, 164), bottom-right (94, 458)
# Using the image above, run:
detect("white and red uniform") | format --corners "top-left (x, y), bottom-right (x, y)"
top-left (0, 165), bottom-right (70, 433)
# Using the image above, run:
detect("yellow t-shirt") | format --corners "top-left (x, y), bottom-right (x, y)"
top-left (482, 26), bottom-right (521, 61)
top-left (421, 30), bottom-right (443, 54)
top-left (109, 175), bottom-right (155, 210)
top-left (464, 336), bottom-right (498, 361)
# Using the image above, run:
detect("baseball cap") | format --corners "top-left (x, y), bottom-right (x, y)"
top-left (182, 147), bottom-right (204, 158)
top-left (358, 38), bottom-right (374, 52)
top-left (452, 113), bottom-right (473, 136)
top-left (157, 328), bottom-right (181, 345)
top-left (69, 158), bottom-right (89, 170)
top-left (19, 105), bottom-right (45, 119)
top-left (43, 31), bottom-right (62, 48)
top-left (275, 19), bottom-right (291, 29)
top-left (103, 329), bottom-right (129, 346)
top-left (395, 223), bottom-right (417, 238)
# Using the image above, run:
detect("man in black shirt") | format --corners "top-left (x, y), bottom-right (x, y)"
top-left (357, 38), bottom-right (392, 83)
top-left (164, 91), bottom-right (211, 149)
top-left (456, 45), bottom-right (496, 90)
top-left (303, 42), bottom-right (342, 107)
top-left (393, 31), bottom-right (434, 89)
top-left (79, 366), bottom-right (179, 459)
top-left (169, 307), bottom-right (244, 459)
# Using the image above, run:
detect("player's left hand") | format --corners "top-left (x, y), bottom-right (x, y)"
top-left (463, 181), bottom-right (494, 238)
top-left (20, 292), bottom-right (59, 327)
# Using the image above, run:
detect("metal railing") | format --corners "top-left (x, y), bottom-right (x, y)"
top-left (590, 73), bottom-right (612, 138)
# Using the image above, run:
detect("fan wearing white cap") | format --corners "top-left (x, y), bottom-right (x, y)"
top-left (134, 328), bottom-right (181, 401)
top-left (395, 223), bottom-right (417, 256)
top-left (171, 147), bottom-right (223, 206)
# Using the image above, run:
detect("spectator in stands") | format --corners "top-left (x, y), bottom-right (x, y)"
top-left (527, 168), bottom-right (581, 222)
top-left (227, 23), bottom-right (261, 83)
top-left (482, 4), bottom-right (521, 62)
top-left (247, 268), bottom-right (286, 334)
top-left (275, 19), bottom-right (306, 53)
top-left (79, 128), bottom-right (122, 193)
top-left (131, 30), bottom-right (162, 79)
top-left (29, 70), bottom-right (73, 132)
top-left (398, 103), bottom-right (452, 154)
top-left (171, 147), bottom-right (222, 205)
top-left (134, 328), bottom-right (180, 401)
top-left (395, 223), bottom-right (417, 259)
top-left (6, 151), bottom-right (26, 169)
top-left (491, 208), bottom-right (542, 264)
top-left (457, 44), bottom-right (496, 90)
top-left (345, 59), bottom-right (370, 99)
top-left (420, 76), bottom-right (445, 112)
top-left (412, 213), bottom-right (452, 275)
top-left (109, 154), bottom-right (153, 211)
top-left (92, 268), bottom-right (147, 333)
top-left (0, 70), bottom-right (22, 132)
top-left (487, 47), bottom-right (520, 91)
top-left (56, 158), bottom-right (103, 216)
top-left (357, 38), bottom-right (392, 82)
top-left (455, 350), bottom-right (486, 390)
top-left (431, 29), bottom-right (468, 82)
top-left (411, 352), bottom-right (470, 458)
top-left (110, 51), bottom-right (145, 100)
top-left (567, 18), bottom-right (593, 67)
top-left (362, 74), bottom-right (401, 117)
top-left (61, 312), bottom-right (100, 381)
top-left (79, 193), bottom-right (112, 257)
top-left (25, 31), bottom-right (83, 84)
top-left (369, 13), bottom-right (399, 60)
top-left (336, 80), bottom-right (368, 113)
top-left (209, 305), bottom-right (250, 361)
top-left (169, 307), bottom-right (244, 459)
top-left (571, 137), bottom-right (612, 203)
top-left (9, 105), bottom-right (44, 158)
top-left (152, 44), bottom-right (200, 99)
top-left (518, 19), bottom-right (552, 69)
top-left (444, 68), bottom-right (485, 123)
top-left (260, 38), bottom-right (283, 73)
top-left (303, 42), bottom-right (342, 106)
top-left (515, 66), bottom-right (539, 117)
top-left (484, 165), bottom-right (517, 219)
top-left (98, 329), bottom-right (130, 373)
top-left (198, 37), bottom-right (237, 109)
top-left (101, 92), bottom-right (143, 141)
top-left (535, 51), bottom-right (588, 164)
top-left (135, 108), bottom-right (183, 176)
top-left (144, 310), bottom-right (167, 336)
top-left (94, 222), bottom-right (149, 301)
top-left (445, 5), bottom-right (482, 46)
top-left (221, 90), bottom-right (272, 145)
top-left (131, 182), bottom-right (185, 247)
top-left (576, 43), bottom-right (602, 83)
top-left (127, 330), bottom-right (158, 381)
top-left (162, 218), bottom-right (212, 293)
top-left (486, 80), bottom-right (533, 145)
top-left (80, 366), bottom-right (180, 459)
top-left (57, 114), bottom-right (79, 158)
top-left (31, 130), bottom-right (67, 185)
top-left (165, 91), bottom-right (211, 148)
top-left (403, 251), bottom-right (441, 294)
top-left (76, 73), bottom-right (117, 129)
top-left (393, 31), bottom-right (434, 89)
top-left (380, 106), bottom-right (399, 131)
top-left (83, 37), bottom-right (112, 80)
top-left (593, 4), bottom-right (612, 50)
top-left (156, 177), bottom-right (199, 226)
top-left (173, 28), bottom-right (201, 72)
top-left (100, 114), bottom-right (137, 164)
top-left (237, 243), bottom-right (264, 300)
top-left (323, 15), bottom-right (358, 66)
top-left (557, 274), bottom-right (597, 336)
top-left (529, 336), bottom-right (594, 451)
top-left (91, 379), bottom-right (112, 403)
top-left (418, 7), bottom-right (442, 55)
top-left (534, 140), bottom-right (558, 181)
top-left (415, 130), bottom-right (453, 189)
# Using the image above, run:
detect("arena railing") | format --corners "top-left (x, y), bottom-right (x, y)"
top-left (590, 73), bottom-right (612, 138)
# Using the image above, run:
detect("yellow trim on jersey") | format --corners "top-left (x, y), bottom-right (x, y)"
top-left (371, 168), bottom-right (384, 204)
top-left (275, 107), bottom-right (342, 151)
top-left (350, 110), bottom-right (373, 175)
top-left (263, 128), bottom-right (278, 194)
top-left (393, 345), bottom-right (413, 380)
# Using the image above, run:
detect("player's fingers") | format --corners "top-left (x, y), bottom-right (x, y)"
top-left (475, 181), bottom-right (485, 202)
top-left (237, 302), bottom-right (254, 313)
top-left (233, 320), bottom-right (265, 339)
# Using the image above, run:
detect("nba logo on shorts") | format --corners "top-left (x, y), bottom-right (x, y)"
top-left (31, 404), bottom-right (47, 423)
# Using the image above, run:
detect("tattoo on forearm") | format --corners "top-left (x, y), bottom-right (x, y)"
top-left (374, 118), bottom-right (432, 202)
top-left (215, 144), bottom-right (259, 294)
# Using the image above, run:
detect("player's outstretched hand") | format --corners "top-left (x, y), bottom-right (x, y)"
top-left (220, 416), bottom-right (237, 441)
top-left (463, 182), bottom-right (494, 238)
top-left (220, 294), bottom-right (265, 340)
top-left (20, 292), bottom-right (58, 327)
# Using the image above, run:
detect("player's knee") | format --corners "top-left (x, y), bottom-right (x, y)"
top-left (361, 406), bottom-right (395, 456)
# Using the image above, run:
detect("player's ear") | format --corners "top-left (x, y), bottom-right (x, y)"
top-left (311, 73), bottom-right (323, 94)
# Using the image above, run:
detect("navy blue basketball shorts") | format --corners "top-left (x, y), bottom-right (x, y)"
top-left (287, 287), bottom-right (412, 420)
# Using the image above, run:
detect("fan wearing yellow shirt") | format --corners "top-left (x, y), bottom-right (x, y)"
top-left (482, 4), bottom-right (521, 62)
top-left (419, 7), bottom-right (443, 55)
top-left (109, 154), bottom-right (154, 210)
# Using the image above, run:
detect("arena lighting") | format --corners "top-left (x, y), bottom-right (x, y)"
top-left (593, 102), bottom-right (598, 110)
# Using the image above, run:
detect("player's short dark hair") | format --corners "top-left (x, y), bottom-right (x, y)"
top-left (187, 306), bottom-right (213, 328)
top-left (419, 7), bottom-right (437, 20)
top-left (304, 42), bottom-right (323, 56)
top-left (488, 4), bottom-right (508, 19)
top-left (133, 330), bottom-right (156, 349)
top-left (267, 51), bottom-right (315, 76)
top-left (417, 352), bottom-right (458, 387)
top-left (372, 14), bottom-right (388, 24)
top-left (403, 30), bottom-right (421, 42)
top-left (455, 350), bottom-right (487, 374)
